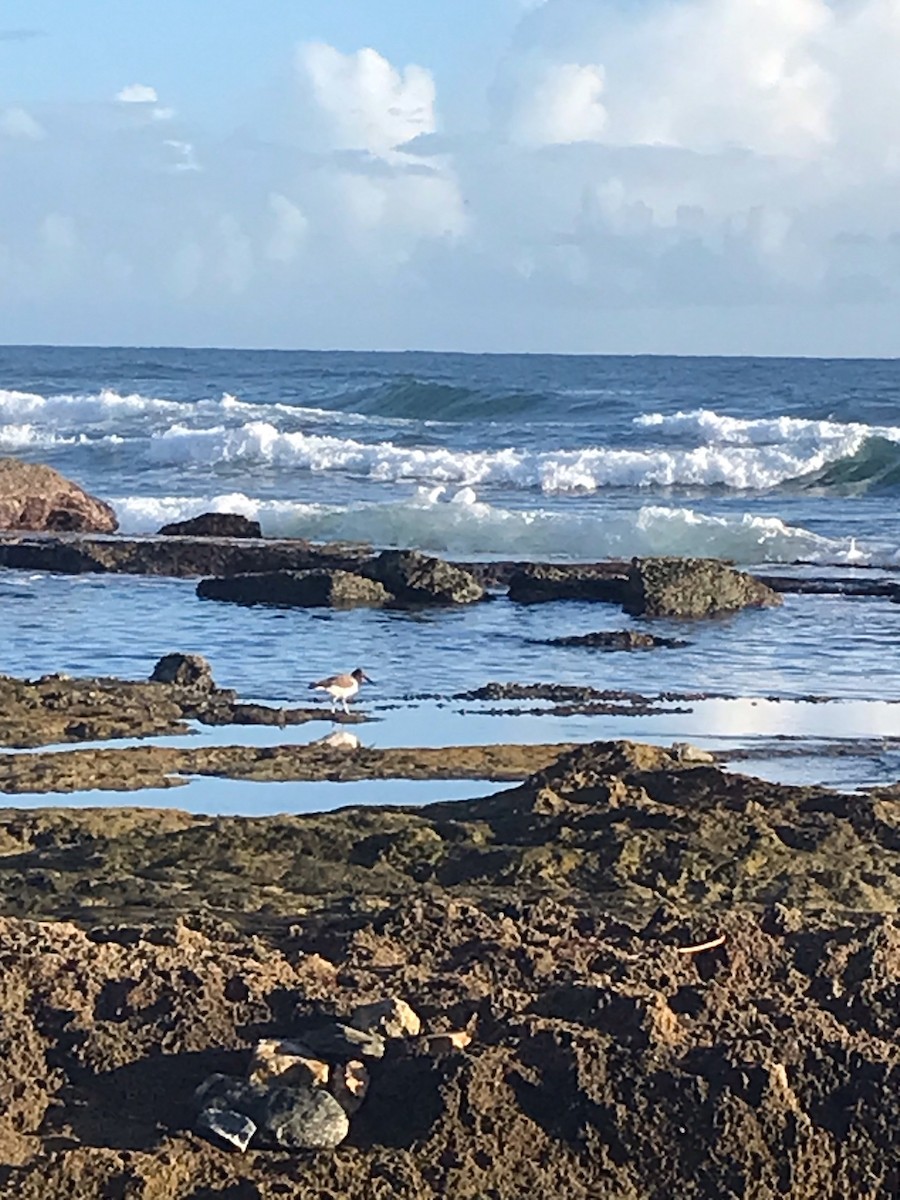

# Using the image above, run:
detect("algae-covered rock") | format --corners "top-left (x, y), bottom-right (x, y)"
top-left (507, 564), bottom-right (627, 605)
top-left (541, 629), bottom-right (688, 649)
top-left (623, 556), bottom-right (782, 618)
top-left (159, 512), bottom-right (262, 538)
top-left (197, 569), bottom-right (391, 608)
top-left (149, 652), bottom-right (215, 690)
top-left (362, 549), bottom-right (484, 605)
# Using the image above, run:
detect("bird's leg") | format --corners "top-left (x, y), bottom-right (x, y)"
top-left (342, 697), bottom-right (350, 715)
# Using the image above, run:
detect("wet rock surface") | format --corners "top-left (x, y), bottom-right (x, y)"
top-left (507, 563), bottom-right (628, 604)
top-left (158, 512), bottom-right (262, 538)
top-left (538, 629), bottom-right (689, 650)
top-left (0, 658), bottom-right (372, 750)
top-left (0, 457), bottom-right (118, 534)
top-left (0, 738), bottom-right (572, 794)
top-left (0, 740), bottom-right (897, 921)
top-left (454, 681), bottom-right (694, 717)
top-left (624, 556), bottom-right (782, 618)
top-left (0, 534), bottom-right (370, 578)
top-left (360, 549), bottom-right (485, 605)
top-left (197, 569), bottom-right (392, 608)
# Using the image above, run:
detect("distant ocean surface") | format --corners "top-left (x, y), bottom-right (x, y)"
top-left (3, 345), bottom-right (900, 565)
top-left (2, 347), bottom-right (900, 785)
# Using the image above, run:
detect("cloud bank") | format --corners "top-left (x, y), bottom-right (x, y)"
top-left (2, 0), bottom-right (900, 353)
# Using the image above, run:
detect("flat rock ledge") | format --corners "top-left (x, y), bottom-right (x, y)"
top-left (0, 654), bottom-right (369, 749)
top-left (198, 551), bottom-right (485, 609)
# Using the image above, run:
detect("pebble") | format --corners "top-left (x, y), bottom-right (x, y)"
top-left (248, 1039), bottom-right (330, 1088)
top-left (299, 1022), bottom-right (386, 1061)
top-left (329, 1059), bottom-right (370, 1115)
top-left (423, 1030), bottom-right (472, 1054)
top-left (256, 1085), bottom-right (350, 1150)
top-left (196, 1105), bottom-right (257, 1153)
top-left (349, 997), bottom-right (421, 1040)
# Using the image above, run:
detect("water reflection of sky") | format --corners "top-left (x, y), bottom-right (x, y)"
top-left (2, 696), bottom-right (898, 812)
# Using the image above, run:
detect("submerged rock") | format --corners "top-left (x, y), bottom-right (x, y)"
top-left (362, 549), bottom-right (484, 605)
top-left (541, 629), bottom-right (688, 650)
top-left (623, 556), bottom-right (782, 618)
top-left (159, 512), bottom-right (262, 538)
top-left (196, 569), bottom-right (391, 608)
top-left (0, 456), bottom-right (118, 533)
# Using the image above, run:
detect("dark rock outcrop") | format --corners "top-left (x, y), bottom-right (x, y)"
top-left (0, 457), bottom-right (117, 533)
top-left (508, 564), bottom-right (628, 604)
top-left (197, 569), bottom-right (391, 608)
top-left (0, 535), bottom-right (369, 578)
top-left (149, 653), bottom-right (216, 691)
top-left (623, 556), bottom-right (782, 618)
top-left (362, 549), bottom-right (484, 605)
top-left (159, 512), bottom-right (262, 538)
top-left (540, 630), bottom-right (688, 650)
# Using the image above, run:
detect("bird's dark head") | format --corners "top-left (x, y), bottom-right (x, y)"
top-left (352, 668), bottom-right (373, 684)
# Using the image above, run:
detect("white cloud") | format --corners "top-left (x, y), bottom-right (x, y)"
top-left (295, 42), bottom-right (437, 155)
top-left (116, 83), bottom-right (159, 104)
top-left (509, 62), bottom-right (607, 146)
top-left (5, 14), bottom-right (900, 351)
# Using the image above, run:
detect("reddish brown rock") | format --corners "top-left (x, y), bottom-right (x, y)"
top-left (0, 457), bottom-right (117, 533)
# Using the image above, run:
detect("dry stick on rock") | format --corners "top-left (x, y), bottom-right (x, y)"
top-left (675, 935), bottom-right (727, 955)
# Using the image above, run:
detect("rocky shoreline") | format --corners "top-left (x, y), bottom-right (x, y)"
top-left (1, 471), bottom-right (899, 1197)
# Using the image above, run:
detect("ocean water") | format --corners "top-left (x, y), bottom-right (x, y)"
top-left (1, 345), bottom-right (899, 803)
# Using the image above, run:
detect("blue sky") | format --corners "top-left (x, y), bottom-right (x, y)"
top-left (0, 1), bottom-right (517, 126)
top-left (2, 0), bottom-right (900, 354)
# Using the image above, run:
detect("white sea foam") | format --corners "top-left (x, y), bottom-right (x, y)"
top-left (0, 387), bottom-right (418, 442)
top-left (5, 390), bottom-right (900, 494)
top-left (0, 423), bottom-right (76, 449)
top-left (636, 407), bottom-right (900, 448)
top-left (110, 488), bottom-right (884, 565)
top-left (141, 417), bottom-right (876, 492)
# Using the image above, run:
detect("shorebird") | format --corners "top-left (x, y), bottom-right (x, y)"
top-left (309, 668), bottom-right (373, 715)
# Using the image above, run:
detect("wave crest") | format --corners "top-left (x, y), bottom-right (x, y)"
top-left (111, 488), bottom-right (881, 565)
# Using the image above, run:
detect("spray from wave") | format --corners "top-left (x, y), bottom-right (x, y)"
top-left (110, 488), bottom-right (888, 565)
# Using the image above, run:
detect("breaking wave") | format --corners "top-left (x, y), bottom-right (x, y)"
top-left (142, 418), bottom-right (900, 493)
top-left (111, 488), bottom-right (887, 565)
top-left (3, 388), bottom-right (900, 496)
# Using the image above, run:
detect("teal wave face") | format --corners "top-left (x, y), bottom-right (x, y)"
top-left (793, 436), bottom-right (900, 495)
top-left (329, 377), bottom-right (557, 422)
